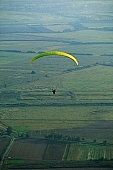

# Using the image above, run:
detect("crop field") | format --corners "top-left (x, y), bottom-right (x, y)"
top-left (8, 139), bottom-right (47, 162)
top-left (44, 142), bottom-right (66, 160)
top-left (0, 139), bottom-right (10, 157)
top-left (67, 143), bottom-right (113, 161)
top-left (5, 139), bottom-right (113, 164)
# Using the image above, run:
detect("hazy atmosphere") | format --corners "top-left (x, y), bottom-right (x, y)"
top-left (0, 0), bottom-right (113, 169)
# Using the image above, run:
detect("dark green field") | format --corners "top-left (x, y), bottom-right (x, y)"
top-left (0, 0), bottom-right (113, 169)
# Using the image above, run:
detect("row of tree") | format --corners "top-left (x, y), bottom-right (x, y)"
top-left (45, 133), bottom-right (81, 142)
top-left (45, 133), bottom-right (108, 145)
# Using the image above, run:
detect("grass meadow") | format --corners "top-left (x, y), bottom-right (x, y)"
top-left (0, 39), bottom-right (113, 143)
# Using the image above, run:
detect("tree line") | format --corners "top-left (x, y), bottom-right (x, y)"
top-left (45, 133), bottom-right (81, 142)
top-left (45, 133), bottom-right (108, 146)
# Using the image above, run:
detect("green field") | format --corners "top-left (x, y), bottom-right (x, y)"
top-left (67, 143), bottom-right (113, 161)
top-left (5, 158), bottom-right (25, 164)
top-left (0, 63), bottom-right (113, 141)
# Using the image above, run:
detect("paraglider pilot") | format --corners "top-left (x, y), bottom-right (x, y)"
top-left (52, 88), bottom-right (56, 94)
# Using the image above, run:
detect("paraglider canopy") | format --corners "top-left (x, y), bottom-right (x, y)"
top-left (30, 51), bottom-right (78, 66)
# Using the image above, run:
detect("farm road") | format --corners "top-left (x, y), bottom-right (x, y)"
top-left (0, 138), bottom-right (14, 167)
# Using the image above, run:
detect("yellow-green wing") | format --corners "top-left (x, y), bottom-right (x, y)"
top-left (30, 51), bottom-right (78, 66)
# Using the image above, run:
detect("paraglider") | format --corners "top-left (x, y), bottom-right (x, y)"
top-left (30, 51), bottom-right (79, 95)
top-left (52, 88), bottom-right (57, 94)
top-left (30, 51), bottom-right (78, 66)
